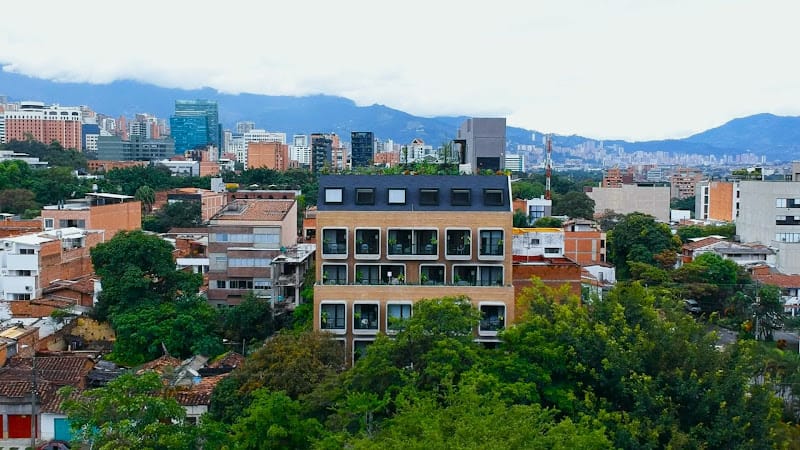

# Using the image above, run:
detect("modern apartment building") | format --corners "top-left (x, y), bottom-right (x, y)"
top-left (0, 228), bottom-right (103, 300)
top-left (314, 174), bottom-right (515, 362)
top-left (350, 131), bottom-right (374, 168)
top-left (311, 133), bottom-right (333, 173)
top-left (695, 180), bottom-right (739, 222)
top-left (40, 193), bottom-right (141, 240)
top-left (670, 167), bottom-right (704, 200)
top-left (206, 192), bottom-right (298, 307)
top-left (737, 180), bottom-right (800, 274)
top-left (2, 102), bottom-right (82, 149)
top-left (454, 118), bottom-right (506, 173)
top-left (290, 134), bottom-right (311, 167)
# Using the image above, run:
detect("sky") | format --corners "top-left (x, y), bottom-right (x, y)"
top-left (1, 0), bottom-right (799, 141)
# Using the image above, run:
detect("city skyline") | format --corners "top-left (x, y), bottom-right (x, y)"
top-left (2, 1), bottom-right (800, 142)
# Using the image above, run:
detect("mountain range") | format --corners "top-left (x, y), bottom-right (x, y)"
top-left (2, 69), bottom-right (799, 162)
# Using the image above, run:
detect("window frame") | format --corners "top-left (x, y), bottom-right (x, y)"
top-left (324, 187), bottom-right (344, 204)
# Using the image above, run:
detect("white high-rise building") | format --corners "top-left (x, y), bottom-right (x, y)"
top-left (290, 134), bottom-right (311, 166)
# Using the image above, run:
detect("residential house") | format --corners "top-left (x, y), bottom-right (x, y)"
top-left (315, 174), bottom-right (515, 361)
top-left (0, 228), bottom-right (103, 301)
top-left (511, 227), bottom-right (583, 299)
top-left (41, 193), bottom-right (141, 240)
top-left (207, 191), bottom-right (298, 307)
top-left (154, 188), bottom-right (227, 223)
top-left (562, 219), bottom-right (606, 265)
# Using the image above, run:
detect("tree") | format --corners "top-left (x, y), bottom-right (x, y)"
top-left (230, 389), bottom-right (324, 449)
top-left (108, 295), bottom-right (223, 365)
top-left (144, 200), bottom-right (202, 233)
top-left (672, 252), bottom-right (748, 312)
top-left (134, 185), bottom-right (156, 214)
top-left (533, 216), bottom-right (563, 228)
top-left (91, 230), bottom-right (202, 320)
top-left (512, 209), bottom-right (529, 227)
top-left (208, 330), bottom-right (345, 424)
top-left (670, 195), bottom-right (695, 213)
top-left (60, 372), bottom-right (196, 449)
top-left (222, 291), bottom-right (276, 345)
top-left (511, 180), bottom-right (544, 200)
top-left (552, 191), bottom-right (595, 219)
top-left (608, 212), bottom-right (681, 279)
top-left (0, 188), bottom-right (38, 214)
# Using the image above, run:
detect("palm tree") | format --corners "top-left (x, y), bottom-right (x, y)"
top-left (135, 185), bottom-right (156, 214)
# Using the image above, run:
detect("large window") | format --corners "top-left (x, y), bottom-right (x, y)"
top-left (479, 266), bottom-right (504, 286)
top-left (320, 303), bottom-right (346, 332)
top-left (420, 265), bottom-right (445, 285)
top-left (325, 188), bottom-right (343, 203)
top-left (479, 229), bottom-right (504, 256)
top-left (355, 228), bottom-right (380, 257)
top-left (322, 264), bottom-right (347, 284)
top-left (446, 229), bottom-right (471, 257)
top-left (353, 339), bottom-right (374, 364)
top-left (479, 303), bottom-right (506, 336)
top-left (353, 303), bottom-right (379, 333)
top-left (387, 302), bottom-right (412, 333)
top-left (322, 228), bottom-right (347, 257)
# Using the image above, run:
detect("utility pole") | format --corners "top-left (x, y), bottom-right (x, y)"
top-left (30, 341), bottom-right (37, 450)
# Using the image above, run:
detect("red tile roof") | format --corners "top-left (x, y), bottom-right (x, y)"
top-left (682, 237), bottom-right (723, 251)
top-left (753, 273), bottom-right (800, 289)
top-left (173, 374), bottom-right (228, 406)
top-left (1, 356), bottom-right (94, 386)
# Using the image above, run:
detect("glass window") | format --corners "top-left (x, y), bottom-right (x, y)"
top-left (355, 188), bottom-right (375, 205)
top-left (325, 188), bottom-right (343, 203)
top-left (480, 304), bottom-right (506, 334)
top-left (387, 303), bottom-right (412, 332)
top-left (419, 188), bottom-right (439, 205)
top-left (483, 189), bottom-right (504, 206)
top-left (388, 188), bottom-right (406, 204)
top-left (320, 303), bottom-right (346, 330)
top-left (451, 188), bottom-right (471, 206)
top-left (353, 303), bottom-right (379, 332)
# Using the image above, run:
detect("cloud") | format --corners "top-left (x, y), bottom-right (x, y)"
top-left (1, 0), bottom-right (800, 140)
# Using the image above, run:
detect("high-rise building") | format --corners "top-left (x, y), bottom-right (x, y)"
top-left (350, 131), bottom-right (374, 168)
top-left (235, 121), bottom-right (255, 134)
top-left (454, 118), bottom-right (506, 173)
top-left (2, 102), bottom-right (82, 149)
top-left (290, 134), bottom-right (311, 167)
top-left (311, 133), bottom-right (333, 173)
top-left (169, 100), bottom-right (221, 154)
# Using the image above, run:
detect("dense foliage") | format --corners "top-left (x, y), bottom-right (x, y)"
top-left (608, 212), bottom-right (682, 279)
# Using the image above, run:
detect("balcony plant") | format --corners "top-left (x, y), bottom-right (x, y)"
top-left (397, 273), bottom-right (405, 284)
top-left (421, 273), bottom-right (430, 284)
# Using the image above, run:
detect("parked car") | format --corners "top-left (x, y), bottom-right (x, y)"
top-left (684, 299), bottom-right (701, 314)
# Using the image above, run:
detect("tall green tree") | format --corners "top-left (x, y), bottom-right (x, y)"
top-left (552, 191), bottom-right (595, 219)
top-left (608, 212), bottom-right (681, 279)
top-left (229, 389), bottom-right (324, 450)
top-left (60, 372), bottom-right (196, 449)
top-left (134, 184), bottom-right (156, 214)
top-left (0, 188), bottom-right (38, 214)
top-left (143, 200), bottom-right (202, 232)
top-left (91, 230), bottom-right (202, 320)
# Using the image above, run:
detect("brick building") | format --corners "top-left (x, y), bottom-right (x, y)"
top-left (0, 228), bottom-right (103, 301)
top-left (40, 193), bottom-right (141, 240)
top-left (315, 174), bottom-right (515, 361)
top-left (562, 219), bottom-right (606, 265)
top-left (247, 142), bottom-right (290, 171)
top-left (207, 192), bottom-right (298, 307)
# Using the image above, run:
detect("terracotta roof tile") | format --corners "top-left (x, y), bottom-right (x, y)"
top-left (682, 237), bottom-right (723, 251)
top-left (753, 273), bottom-right (800, 289)
top-left (207, 352), bottom-right (244, 369)
top-left (173, 374), bottom-right (229, 406)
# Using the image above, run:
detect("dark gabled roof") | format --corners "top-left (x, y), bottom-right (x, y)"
top-left (318, 175), bottom-right (511, 212)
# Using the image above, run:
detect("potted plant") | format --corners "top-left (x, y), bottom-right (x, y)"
top-left (321, 311), bottom-right (329, 327)
top-left (322, 271), bottom-right (329, 284)
top-left (429, 236), bottom-right (438, 245)
top-left (388, 237), bottom-right (397, 246)
top-left (397, 273), bottom-right (405, 284)
top-left (354, 311), bottom-right (362, 324)
top-left (356, 270), bottom-right (365, 284)
top-left (421, 273), bottom-right (430, 284)
top-left (453, 274), bottom-right (461, 284)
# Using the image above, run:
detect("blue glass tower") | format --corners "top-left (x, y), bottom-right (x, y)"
top-left (169, 100), bottom-right (221, 154)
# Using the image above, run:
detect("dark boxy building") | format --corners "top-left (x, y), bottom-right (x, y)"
top-left (350, 131), bottom-right (374, 168)
top-left (454, 118), bottom-right (506, 173)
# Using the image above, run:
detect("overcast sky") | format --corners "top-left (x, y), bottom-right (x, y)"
top-left (1, 0), bottom-right (799, 141)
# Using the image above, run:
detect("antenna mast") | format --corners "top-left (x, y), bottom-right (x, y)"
top-left (545, 135), bottom-right (552, 200)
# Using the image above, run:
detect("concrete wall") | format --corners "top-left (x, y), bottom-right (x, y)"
top-left (587, 184), bottom-right (670, 222)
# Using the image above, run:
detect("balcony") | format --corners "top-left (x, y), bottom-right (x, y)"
top-left (478, 230), bottom-right (504, 261)
top-left (479, 303), bottom-right (506, 337)
top-left (387, 229), bottom-right (438, 260)
top-left (321, 228), bottom-right (347, 259)
top-left (320, 303), bottom-right (346, 334)
top-left (446, 229), bottom-right (472, 260)
top-left (353, 303), bottom-right (379, 334)
top-left (355, 229), bottom-right (380, 260)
